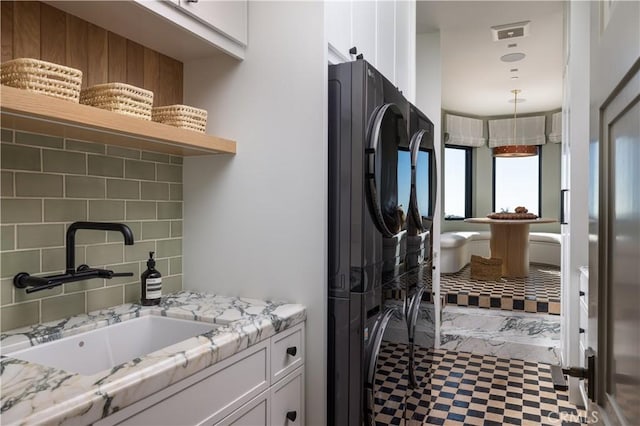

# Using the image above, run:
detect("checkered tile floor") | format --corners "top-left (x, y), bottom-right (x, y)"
top-left (374, 342), bottom-right (587, 425)
top-left (441, 264), bottom-right (561, 314)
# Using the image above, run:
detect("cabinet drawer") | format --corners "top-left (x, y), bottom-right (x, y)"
top-left (271, 323), bottom-right (304, 383)
top-left (216, 390), bottom-right (269, 426)
top-left (271, 367), bottom-right (305, 426)
top-left (117, 342), bottom-right (269, 425)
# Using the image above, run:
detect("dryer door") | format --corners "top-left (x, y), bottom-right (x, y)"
top-left (408, 129), bottom-right (436, 233)
top-left (365, 103), bottom-right (409, 238)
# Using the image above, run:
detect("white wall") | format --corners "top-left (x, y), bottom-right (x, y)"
top-left (182, 2), bottom-right (327, 423)
top-left (416, 32), bottom-right (442, 345)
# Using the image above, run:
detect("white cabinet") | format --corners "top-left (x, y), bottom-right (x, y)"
top-left (97, 323), bottom-right (305, 426)
top-left (326, 1), bottom-right (352, 63)
top-left (46, 0), bottom-right (247, 61)
top-left (351, 1), bottom-right (377, 66)
top-left (176, 0), bottom-right (248, 46)
top-left (270, 368), bottom-right (304, 426)
top-left (375, 0), bottom-right (396, 82)
top-left (325, 0), bottom-right (416, 100)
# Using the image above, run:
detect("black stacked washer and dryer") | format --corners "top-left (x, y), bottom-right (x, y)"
top-left (328, 59), bottom-right (437, 425)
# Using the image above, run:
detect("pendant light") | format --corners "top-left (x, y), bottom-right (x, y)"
top-left (493, 89), bottom-right (538, 157)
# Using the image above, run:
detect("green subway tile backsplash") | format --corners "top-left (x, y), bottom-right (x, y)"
top-left (88, 155), bottom-right (124, 178)
top-left (157, 164), bottom-right (182, 183)
top-left (44, 199), bottom-right (88, 222)
top-left (125, 241), bottom-right (155, 262)
top-left (1, 137), bottom-right (182, 330)
top-left (88, 200), bottom-right (125, 221)
top-left (1, 301), bottom-right (39, 332)
top-left (141, 182), bottom-right (169, 200)
top-left (15, 173), bottom-right (64, 197)
top-left (66, 175), bottom-right (106, 198)
top-left (2, 171), bottom-right (14, 196)
top-left (43, 150), bottom-right (86, 175)
top-left (107, 179), bottom-right (140, 199)
top-left (41, 293), bottom-right (85, 323)
top-left (141, 221), bottom-right (170, 240)
top-left (15, 132), bottom-right (63, 149)
top-left (157, 238), bottom-right (181, 258)
top-left (86, 243), bottom-right (124, 266)
top-left (1, 278), bottom-right (13, 306)
top-left (141, 151), bottom-right (170, 164)
top-left (169, 184), bottom-right (183, 201)
top-left (107, 145), bottom-right (140, 159)
top-left (126, 201), bottom-right (157, 220)
top-left (1, 250), bottom-right (40, 278)
top-left (1, 199), bottom-right (42, 223)
top-left (17, 224), bottom-right (64, 249)
top-left (87, 286), bottom-right (123, 312)
top-left (1, 143), bottom-right (41, 171)
top-left (1, 225), bottom-right (15, 251)
top-left (157, 202), bottom-right (182, 219)
top-left (1, 128), bottom-right (13, 143)
top-left (65, 139), bottom-right (105, 154)
top-left (124, 160), bottom-right (155, 181)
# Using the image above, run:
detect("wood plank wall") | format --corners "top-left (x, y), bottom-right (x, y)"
top-left (1, 1), bottom-right (183, 106)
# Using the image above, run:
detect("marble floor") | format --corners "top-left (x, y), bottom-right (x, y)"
top-left (441, 264), bottom-right (561, 314)
top-left (374, 342), bottom-right (587, 426)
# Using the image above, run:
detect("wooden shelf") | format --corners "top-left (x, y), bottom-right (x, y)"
top-left (0, 86), bottom-right (236, 156)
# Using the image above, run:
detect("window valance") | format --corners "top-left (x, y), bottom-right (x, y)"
top-left (548, 111), bottom-right (562, 143)
top-left (445, 114), bottom-right (486, 147)
top-left (488, 116), bottom-right (546, 148)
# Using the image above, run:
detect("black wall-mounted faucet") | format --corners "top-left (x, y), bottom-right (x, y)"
top-left (14, 222), bottom-right (135, 293)
top-left (65, 222), bottom-right (134, 273)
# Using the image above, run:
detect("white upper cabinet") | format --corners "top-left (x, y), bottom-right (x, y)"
top-left (351, 1), bottom-right (377, 65)
top-left (325, 0), bottom-right (415, 99)
top-left (45, 0), bottom-right (247, 61)
top-left (326, 1), bottom-right (352, 63)
top-left (176, 0), bottom-right (247, 46)
top-left (375, 0), bottom-right (396, 83)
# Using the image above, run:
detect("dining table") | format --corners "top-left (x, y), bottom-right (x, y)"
top-left (463, 217), bottom-right (557, 278)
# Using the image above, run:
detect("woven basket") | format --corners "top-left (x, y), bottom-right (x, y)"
top-left (152, 104), bottom-right (208, 133)
top-left (80, 83), bottom-right (153, 120)
top-left (470, 255), bottom-right (502, 281)
top-left (1, 58), bottom-right (83, 102)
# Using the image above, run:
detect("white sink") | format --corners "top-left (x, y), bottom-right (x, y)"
top-left (6, 316), bottom-right (218, 375)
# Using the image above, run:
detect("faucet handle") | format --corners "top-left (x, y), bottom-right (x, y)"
top-left (110, 272), bottom-right (134, 278)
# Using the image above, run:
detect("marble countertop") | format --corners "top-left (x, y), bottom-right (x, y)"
top-left (0, 291), bottom-right (306, 426)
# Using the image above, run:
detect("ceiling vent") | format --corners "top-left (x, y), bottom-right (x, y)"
top-left (491, 21), bottom-right (531, 41)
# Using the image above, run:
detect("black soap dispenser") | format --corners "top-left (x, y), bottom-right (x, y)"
top-left (141, 251), bottom-right (162, 306)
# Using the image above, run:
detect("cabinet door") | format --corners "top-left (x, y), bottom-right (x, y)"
top-left (375, 0), bottom-right (396, 82)
top-left (326, 0), bottom-right (351, 63)
top-left (271, 323), bottom-right (304, 383)
top-left (351, 1), bottom-right (376, 64)
top-left (178, 0), bottom-right (247, 46)
top-left (394, 0), bottom-right (413, 99)
top-left (270, 368), bottom-right (304, 426)
top-left (215, 391), bottom-right (269, 426)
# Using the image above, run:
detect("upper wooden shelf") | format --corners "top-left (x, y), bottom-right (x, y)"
top-left (0, 86), bottom-right (236, 156)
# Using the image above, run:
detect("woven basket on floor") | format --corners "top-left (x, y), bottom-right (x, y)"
top-left (1, 58), bottom-right (83, 102)
top-left (80, 83), bottom-right (153, 120)
top-left (152, 104), bottom-right (208, 133)
top-left (470, 255), bottom-right (502, 281)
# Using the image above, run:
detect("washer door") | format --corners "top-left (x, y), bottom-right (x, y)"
top-left (366, 103), bottom-right (409, 238)
top-left (408, 129), bottom-right (436, 232)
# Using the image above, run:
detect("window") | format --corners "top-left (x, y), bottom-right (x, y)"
top-left (444, 146), bottom-right (472, 219)
top-left (493, 150), bottom-right (541, 215)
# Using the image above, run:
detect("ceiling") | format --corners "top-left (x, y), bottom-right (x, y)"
top-left (416, 1), bottom-right (564, 116)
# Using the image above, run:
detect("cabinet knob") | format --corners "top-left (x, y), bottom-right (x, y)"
top-left (286, 410), bottom-right (297, 422)
top-left (186, 0), bottom-right (198, 2)
top-left (286, 346), bottom-right (297, 357)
